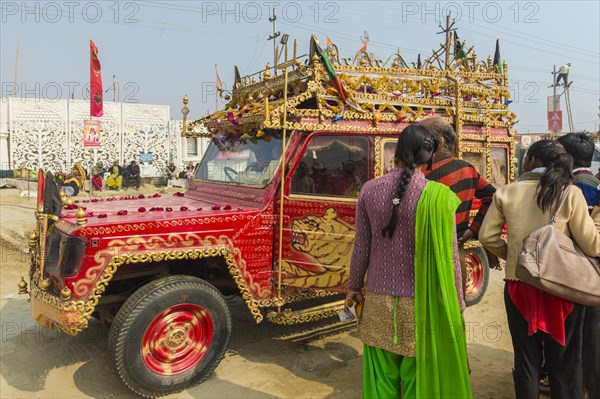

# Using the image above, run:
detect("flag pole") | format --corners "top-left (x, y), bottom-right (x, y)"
top-left (89, 148), bottom-right (93, 198)
top-left (215, 64), bottom-right (223, 113)
top-left (215, 63), bottom-right (218, 112)
top-left (276, 38), bottom-right (295, 311)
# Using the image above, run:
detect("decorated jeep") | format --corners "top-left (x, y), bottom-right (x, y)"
top-left (22, 33), bottom-right (516, 397)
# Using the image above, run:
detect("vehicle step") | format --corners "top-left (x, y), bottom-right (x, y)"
top-left (266, 300), bottom-right (345, 325)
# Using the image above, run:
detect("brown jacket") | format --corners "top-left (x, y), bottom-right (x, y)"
top-left (479, 172), bottom-right (600, 280)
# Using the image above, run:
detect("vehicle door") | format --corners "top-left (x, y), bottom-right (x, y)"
top-left (278, 133), bottom-right (371, 292)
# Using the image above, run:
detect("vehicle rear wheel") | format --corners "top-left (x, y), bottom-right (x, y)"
top-left (108, 275), bottom-right (232, 398)
top-left (464, 247), bottom-right (490, 307)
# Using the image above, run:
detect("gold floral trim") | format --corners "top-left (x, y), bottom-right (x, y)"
top-left (34, 235), bottom-right (270, 335)
top-left (266, 303), bottom-right (345, 325)
top-left (32, 230), bottom-right (351, 335)
top-left (80, 215), bottom-right (252, 236)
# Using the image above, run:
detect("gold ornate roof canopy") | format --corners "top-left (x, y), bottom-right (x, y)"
top-left (184, 33), bottom-right (515, 139)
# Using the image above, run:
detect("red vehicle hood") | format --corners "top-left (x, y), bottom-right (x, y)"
top-left (60, 193), bottom-right (261, 229)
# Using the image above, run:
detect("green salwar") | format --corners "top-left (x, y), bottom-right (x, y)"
top-left (363, 344), bottom-right (416, 399)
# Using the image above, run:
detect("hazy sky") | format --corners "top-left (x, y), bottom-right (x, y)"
top-left (1, 1), bottom-right (599, 132)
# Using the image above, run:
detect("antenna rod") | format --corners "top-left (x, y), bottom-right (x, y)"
top-left (268, 8), bottom-right (280, 77)
top-left (437, 14), bottom-right (456, 70)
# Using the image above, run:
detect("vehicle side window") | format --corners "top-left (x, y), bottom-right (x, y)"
top-left (292, 136), bottom-right (368, 198)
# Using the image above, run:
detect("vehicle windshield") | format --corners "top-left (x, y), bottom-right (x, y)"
top-left (195, 134), bottom-right (283, 186)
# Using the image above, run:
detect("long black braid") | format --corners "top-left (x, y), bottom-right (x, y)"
top-left (382, 125), bottom-right (437, 238)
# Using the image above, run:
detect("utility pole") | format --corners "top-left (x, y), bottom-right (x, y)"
top-left (551, 65), bottom-right (557, 111)
top-left (112, 75), bottom-right (116, 102)
top-left (13, 41), bottom-right (19, 96)
top-left (268, 8), bottom-right (280, 77)
top-left (437, 14), bottom-right (456, 70)
top-left (549, 65), bottom-right (561, 137)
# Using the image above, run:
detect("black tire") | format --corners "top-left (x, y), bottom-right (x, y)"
top-left (108, 275), bottom-right (232, 398)
top-left (464, 246), bottom-right (490, 307)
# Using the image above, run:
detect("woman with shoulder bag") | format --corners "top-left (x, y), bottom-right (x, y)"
top-left (479, 140), bottom-right (600, 398)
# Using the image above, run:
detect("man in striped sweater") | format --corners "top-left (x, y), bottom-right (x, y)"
top-left (420, 117), bottom-right (498, 293)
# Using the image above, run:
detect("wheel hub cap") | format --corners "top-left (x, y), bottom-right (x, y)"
top-left (465, 253), bottom-right (484, 297)
top-left (142, 303), bottom-right (213, 375)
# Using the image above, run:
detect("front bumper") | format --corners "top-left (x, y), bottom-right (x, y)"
top-left (30, 278), bottom-right (88, 336)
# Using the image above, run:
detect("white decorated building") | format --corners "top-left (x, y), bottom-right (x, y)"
top-left (0, 97), bottom-right (209, 176)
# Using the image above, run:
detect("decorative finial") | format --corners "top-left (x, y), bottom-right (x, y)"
top-left (18, 277), bottom-right (28, 295)
top-left (183, 95), bottom-right (189, 104)
top-left (263, 64), bottom-right (271, 80)
top-left (40, 278), bottom-right (51, 291)
top-left (60, 287), bottom-right (72, 301)
top-left (65, 197), bottom-right (74, 206)
top-left (76, 208), bottom-right (87, 226)
top-left (312, 53), bottom-right (320, 63)
top-left (28, 231), bottom-right (38, 249)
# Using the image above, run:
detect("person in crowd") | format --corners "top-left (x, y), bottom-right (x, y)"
top-left (291, 161), bottom-right (315, 194)
top-left (479, 140), bottom-right (600, 399)
top-left (165, 161), bottom-right (178, 181)
top-left (184, 161), bottom-right (195, 179)
top-left (556, 133), bottom-right (600, 398)
top-left (106, 160), bottom-right (124, 190)
top-left (91, 161), bottom-right (105, 191)
top-left (346, 125), bottom-right (471, 399)
top-left (419, 117), bottom-right (499, 292)
top-left (126, 160), bottom-right (141, 190)
top-left (331, 160), bottom-right (362, 197)
top-left (556, 63), bottom-right (571, 86)
top-left (557, 133), bottom-right (600, 209)
top-left (311, 161), bottom-right (331, 195)
top-left (62, 162), bottom-right (87, 196)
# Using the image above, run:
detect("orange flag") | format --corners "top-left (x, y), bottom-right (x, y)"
top-left (358, 31), bottom-right (369, 52)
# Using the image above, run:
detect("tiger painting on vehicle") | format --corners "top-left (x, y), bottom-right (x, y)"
top-left (281, 208), bottom-right (355, 289)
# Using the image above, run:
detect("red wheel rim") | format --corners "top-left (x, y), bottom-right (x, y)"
top-left (142, 303), bottom-right (213, 375)
top-left (465, 253), bottom-right (484, 298)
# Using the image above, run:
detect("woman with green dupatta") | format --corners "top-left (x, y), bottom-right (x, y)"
top-left (346, 125), bottom-right (472, 398)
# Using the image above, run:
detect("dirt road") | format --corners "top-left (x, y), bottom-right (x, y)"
top-left (0, 187), bottom-right (515, 398)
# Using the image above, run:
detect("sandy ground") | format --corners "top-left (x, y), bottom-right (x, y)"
top-left (1, 186), bottom-right (517, 398)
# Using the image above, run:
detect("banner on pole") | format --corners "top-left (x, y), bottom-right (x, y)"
top-left (84, 119), bottom-right (101, 148)
top-left (547, 111), bottom-right (563, 131)
top-left (547, 95), bottom-right (561, 112)
top-left (90, 40), bottom-right (103, 117)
